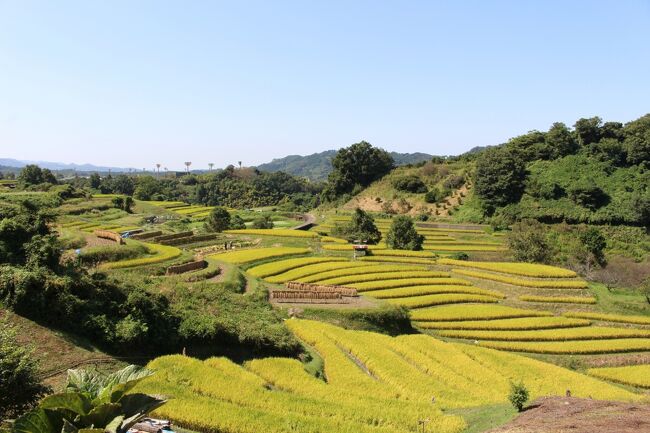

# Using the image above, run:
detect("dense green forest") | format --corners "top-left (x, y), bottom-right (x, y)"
top-left (469, 114), bottom-right (649, 226)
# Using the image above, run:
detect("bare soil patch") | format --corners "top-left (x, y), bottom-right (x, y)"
top-left (486, 397), bottom-right (650, 433)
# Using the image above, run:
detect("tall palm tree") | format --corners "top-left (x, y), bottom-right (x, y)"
top-left (184, 161), bottom-right (192, 173)
top-left (208, 162), bottom-right (214, 171)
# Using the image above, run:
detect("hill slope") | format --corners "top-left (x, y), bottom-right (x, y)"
top-left (256, 150), bottom-right (433, 181)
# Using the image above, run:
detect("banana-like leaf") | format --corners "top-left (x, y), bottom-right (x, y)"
top-left (104, 416), bottom-right (125, 433)
top-left (77, 429), bottom-right (104, 433)
top-left (39, 393), bottom-right (92, 417)
top-left (118, 394), bottom-right (166, 419)
top-left (13, 408), bottom-right (62, 433)
top-left (66, 370), bottom-right (106, 399)
top-left (95, 366), bottom-right (154, 404)
top-left (61, 419), bottom-right (77, 433)
top-left (77, 403), bottom-right (121, 428)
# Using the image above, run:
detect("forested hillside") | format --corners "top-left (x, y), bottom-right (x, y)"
top-left (256, 149), bottom-right (433, 181)
top-left (470, 114), bottom-right (649, 227)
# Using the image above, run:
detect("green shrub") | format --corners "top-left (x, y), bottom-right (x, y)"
top-left (386, 215), bottom-right (424, 250)
top-left (205, 206), bottom-right (231, 232)
top-left (0, 319), bottom-right (51, 420)
top-left (508, 381), bottom-right (529, 412)
top-left (331, 208), bottom-right (382, 244)
top-left (251, 215), bottom-right (274, 229)
top-left (391, 175), bottom-right (427, 193)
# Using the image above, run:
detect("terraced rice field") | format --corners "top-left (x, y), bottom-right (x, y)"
top-left (588, 365), bottom-right (650, 388)
top-left (414, 316), bottom-right (592, 330)
top-left (478, 338), bottom-right (650, 354)
top-left (411, 304), bottom-right (553, 322)
top-left (452, 269), bottom-right (588, 289)
top-left (438, 326), bottom-right (650, 341)
top-left (247, 257), bottom-right (348, 278)
top-left (100, 243), bottom-right (182, 269)
top-left (263, 261), bottom-right (380, 284)
top-left (225, 229), bottom-right (318, 238)
top-left (519, 295), bottom-right (597, 304)
top-left (209, 247), bottom-right (310, 264)
top-left (136, 320), bottom-right (640, 433)
top-left (438, 259), bottom-right (577, 278)
top-left (563, 312), bottom-right (650, 325)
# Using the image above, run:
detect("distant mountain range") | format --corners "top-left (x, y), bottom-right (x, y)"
top-left (256, 150), bottom-right (434, 181)
top-left (0, 158), bottom-right (135, 173)
top-left (1, 150), bottom-right (434, 180)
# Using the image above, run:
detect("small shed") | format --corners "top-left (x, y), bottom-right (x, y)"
top-left (352, 244), bottom-right (368, 258)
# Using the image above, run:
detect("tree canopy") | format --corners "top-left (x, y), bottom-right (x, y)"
top-left (332, 208), bottom-right (382, 244)
top-left (324, 141), bottom-right (394, 200)
top-left (385, 216), bottom-right (424, 250)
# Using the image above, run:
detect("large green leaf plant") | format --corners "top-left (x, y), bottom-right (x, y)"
top-left (12, 365), bottom-right (165, 433)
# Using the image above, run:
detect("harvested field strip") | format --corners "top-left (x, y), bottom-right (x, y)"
top-left (452, 269), bottom-right (588, 289)
top-left (224, 229), bottom-right (318, 238)
top-left (298, 265), bottom-right (432, 284)
top-left (208, 247), bottom-right (310, 264)
top-left (410, 304), bottom-right (552, 322)
top-left (520, 295), bottom-right (597, 304)
top-left (351, 278), bottom-right (472, 291)
top-left (563, 312), bottom-right (650, 325)
top-left (359, 256), bottom-right (436, 265)
top-left (386, 294), bottom-right (499, 308)
top-left (366, 285), bottom-right (505, 299)
top-left (439, 327), bottom-right (650, 342)
top-left (438, 259), bottom-right (577, 278)
top-left (265, 262), bottom-right (379, 284)
top-left (100, 243), bottom-right (182, 269)
top-left (314, 270), bottom-right (450, 286)
top-left (478, 338), bottom-right (650, 354)
top-left (247, 257), bottom-right (347, 278)
top-left (588, 365), bottom-right (650, 388)
top-left (414, 316), bottom-right (591, 330)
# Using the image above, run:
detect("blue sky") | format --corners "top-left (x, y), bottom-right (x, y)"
top-left (1, 1), bottom-right (649, 170)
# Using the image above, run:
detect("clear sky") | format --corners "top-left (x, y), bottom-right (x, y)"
top-left (1, 1), bottom-right (649, 170)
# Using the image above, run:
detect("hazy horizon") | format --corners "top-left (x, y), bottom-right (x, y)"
top-left (2, 1), bottom-right (649, 170)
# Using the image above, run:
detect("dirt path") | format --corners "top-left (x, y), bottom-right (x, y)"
top-left (486, 397), bottom-right (650, 433)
